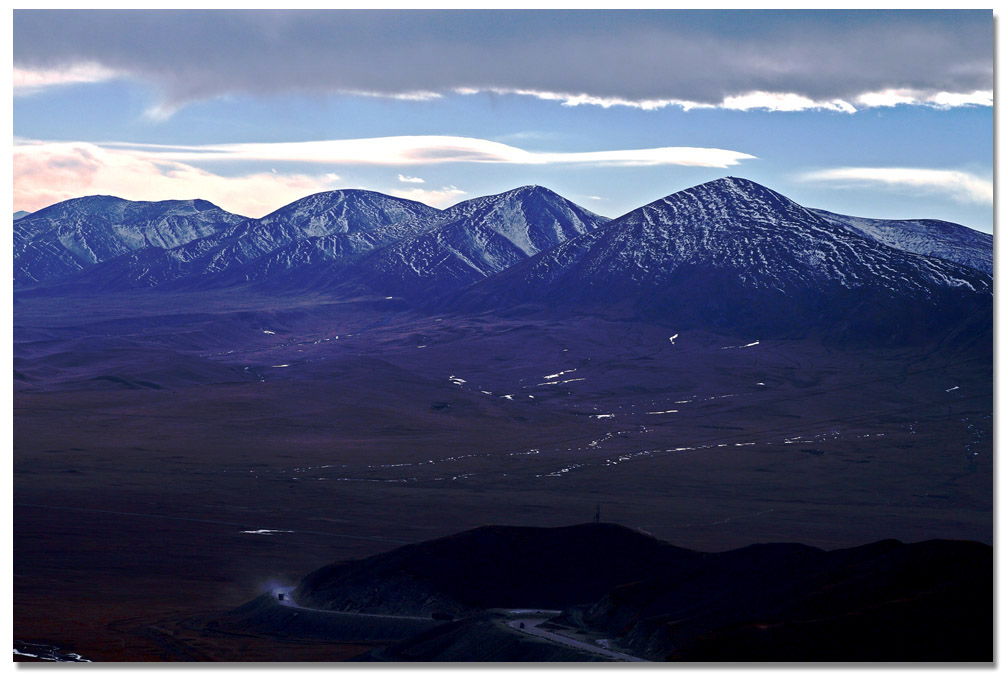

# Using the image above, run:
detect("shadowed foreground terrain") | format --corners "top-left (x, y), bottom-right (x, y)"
top-left (14, 291), bottom-right (991, 661)
top-left (213, 524), bottom-right (990, 662)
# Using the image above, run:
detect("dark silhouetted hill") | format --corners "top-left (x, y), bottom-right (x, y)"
top-left (295, 523), bottom-right (703, 616)
top-left (291, 524), bottom-right (991, 661)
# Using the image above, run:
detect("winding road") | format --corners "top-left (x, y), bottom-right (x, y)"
top-left (271, 587), bottom-right (434, 621)
top-left (271, 588), bottom-right (647, 661)
top-left (503, 616), bottom-right (647, 662)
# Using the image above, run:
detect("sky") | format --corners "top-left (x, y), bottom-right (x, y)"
top-left (12, 10), bottom-right (994, 232)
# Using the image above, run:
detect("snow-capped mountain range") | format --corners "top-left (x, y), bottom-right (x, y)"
top-left (14, 197), bottom-right (246, 286)
top-left (472, 178), bottom-right (989, 297)
top-left (13, 177), bottom-right (992, 340)
top-left (453, 178), bottom-right (991, 339)
top-left (49, 190), bottom-right (443, 289)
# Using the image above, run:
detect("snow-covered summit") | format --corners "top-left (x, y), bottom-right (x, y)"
top-left (256, 189), bottom-right (441, 238)
top-left (344, 185), bottom-right (609, 294)
top-left (14, 196), bottom-right (245, 286)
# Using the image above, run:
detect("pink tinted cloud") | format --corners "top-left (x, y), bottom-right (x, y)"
top-left (13, 63), bottom-right (119, 95)
top-left (14, 140), bottom-right (341, 217)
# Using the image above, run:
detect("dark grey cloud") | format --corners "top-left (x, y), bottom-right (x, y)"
top-left (13, 10), bottom-right (992, 107)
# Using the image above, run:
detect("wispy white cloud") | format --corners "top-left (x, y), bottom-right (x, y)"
top-left (15, 133), bottom-right (758, 213)
top-left (927, 90), bottom-right (993, 108)
top-left (390, 185), bottom-right (467, 207)
top-left (13, 135), bottom-right (754, 215)
top-left (537, 146), bottom-right (753, 167)
top-left (799, 167), bottom-right (992, 205)
top-left (458, 86), bottom-right (989, 113)
top-left (135, 85), bottom-right (991, 120)
top-left (140, 89), bottom-right (441, 119)
top-left (854, 88), bottom-right (992, 109)
top-left (143, 101), bottom-right (181, 122)
top-left (346, 89), bottom-right (443, 102)
top-left (720, 91), bottom-right (857, 113)
top-left (103, 135), bottom-right (756, 168)
top-left (13, 63), bottom-right (119, 95)
top-left (13, 139), bottom-right (341, 217)
top-left (456, 87), bottom-right (694, 111)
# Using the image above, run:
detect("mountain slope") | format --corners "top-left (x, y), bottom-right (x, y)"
top-left (256, 189), bottom-right (441, 238)
top-left (173, 189), bottom-right (443, 285)
top-left (54, 190), bottom-right (443, 289)
top-left (811, 208), bottom-right (993, 275)
top-left (14, 196), bottom-right (245, 286)
top-left (338, 185), bottom-right (608, 295)
top-left (454, 177), bottom-right (991, 342)
top-left (580, 538), bottom-right (990, 661)
top-left (220, 186), bottom-right (605, 295)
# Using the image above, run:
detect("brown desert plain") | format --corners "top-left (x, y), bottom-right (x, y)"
top-left (14, 287), bottom-right (992, 661)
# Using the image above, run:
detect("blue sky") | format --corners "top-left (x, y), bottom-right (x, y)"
top-left (13, 10), bottom-right (993, 232)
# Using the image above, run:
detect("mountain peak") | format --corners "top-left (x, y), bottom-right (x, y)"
top-left (25, 195), bottom-right (233, 221)
top-left (690, 176), bottom-right (774, 193)
top-left (508, 184), bottom-right (551, 195)
top-left (32, 194), bottom-right (127, 215)
top-left (673, 176), bottom-right (793, 203)
top-left (258, 188), bottom-right (441, 220)
top-left (642, 176), bottom-right (818, 234)
top-left (705, 175), bottom-right (763, 188)
top-left (311, 188), bottom-right (413, 202)
top-left (14, 195), bottom-right (246, 287)
top-left (256, 189), bottom-right (441, 237)
top-left (465, 185), bottom-right (562, 204)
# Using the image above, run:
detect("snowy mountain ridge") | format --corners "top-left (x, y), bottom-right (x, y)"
top-left (43, 190), bottom-right (444, 289)
top-left (452, 177), bottom-right (990, 340)
top-left (340, 185), bottom-right (609, 294)
top-left (14, 196), bottom-right (246, 286)
top-left (507, 178), bottom-right (989, 296)
top-left (13, 179), bottom-right (991, 315)
top-left (811, 208), bottom-right (992, 275)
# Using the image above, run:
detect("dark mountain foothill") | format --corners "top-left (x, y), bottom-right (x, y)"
top-left (274, 524), bottom-right (990, 661)
top-left (294, 523), bottom-right (704, 616)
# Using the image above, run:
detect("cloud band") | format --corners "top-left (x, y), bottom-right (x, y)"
top-left (13, 135), bottom-right (755, 216)
top-left (799, 167), bottom-right (992, 205)
top-left (14, 10), bottom-right (991, 113)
